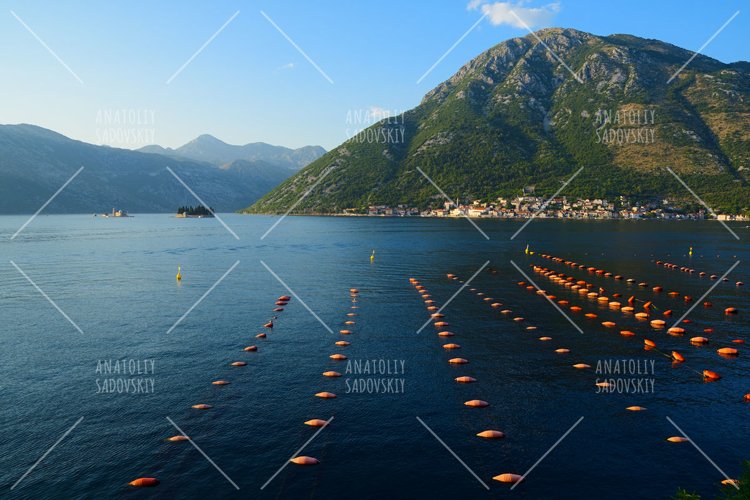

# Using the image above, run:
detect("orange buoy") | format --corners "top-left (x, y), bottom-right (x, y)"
top-left (264, 322), bottom-right (273, 328)
top-left (290, 456), bottom-right (319, 465)
top-left (722, 479), bottom-right (740, 487)
top-left (744, 394), bottom-right (750, 402)
top-left (438, 331), bottom-right (454, 337)
top-left (278, 295), bottom-right (291, 301)
top-left (427, 306), bottom-right (438, 311)
top-left (442, 343), bottom-right (460, 350)
top-left (192, 404), bottom-right (212, 410)
top-left (434, 321), bottom-right (449, 327)
top-left (621, 306), bottom-right (634, 313)
top-left (620, 330), bottom-right (635, 337)
top-left (167, 435), bottom-right (190, 442)
top-left (609, 302), bottom-right (621, 309)
top-left (275, 301), bottom-right (287, 306)
top-left (230, 361), bottom-right (247, 367)
top-left (667, 327), bottom-right (684, 335)
top-left (539, 336), bottom-right (552, 341)
top-left (663, 309), bottom-right (672, 316)
top-left (455, 376), bottom-right (476, 383)
top-left (315, 391), bottom-right (337, 399)
top-left (330, 354), bottom-right (347, 360)
top-left (493, 473), bottom-right (523, 483)
top-left (212, 380), bottom-right (230, 386)
top-left (601, 321), bottom-right (616, 328)
top-left (644, 339), bottom-right (656, 347)
top-left (500, 309), bottom-right (512, 315)
top-left (339, 329), bottom-right (352, 335)
top-left (555, 348), bottom-right (570, 354)
top-left (449, 358), bottom-right (468, 364)
top-left (703, 370), bottom-right (721, 381)
top-left (344, 320), bottom-right (355, 325)
top-left (305, 419), bottom-right (329, 427)
top-left (584, 313), bottom-right (598, 319)
top-left (464, 400), bottom-right (489, 408)
top-left (273, 307), bottom-right (284, 312)
top-left (513, 317), bottom-right (525, 322)
top-left (667, 436), bottom-right (689, 443)
top-left (335, 340), bottom-right (350, 346)
top-left (672, 351), bottom-right (685, 363)
top-left (690, 337), bottom-right (709, 345)
top-left (323, 371), bottom-right (342, 377)
top-left (626, 406), bottom-right (647, 411)
top-left (570, 306), bottom-right (583, 312)
top-left (526, 326), bottom-right (537, 331)
top-left (243, 346), bottom-right (258, 352)
top-left (129, 477), bottom-right (159, 487)
top-left (491, 303), bottom-right (503, 308)
top-left (725, 307), bottom-right (739, 315)
top-left (477, 430), bottom-right (505, 439)
top-left (573, 363), bottom-right (591, 369)
top-left (431, 313), bottom-right (445, 318)
top-left (596, 382), bottom-right (612, 388)
top-left (256, 333), bottom-right (267, 338)
top-left (717, 347), bottom-right (739, 356)
top-left (650, 319), bottom-right (666, 328)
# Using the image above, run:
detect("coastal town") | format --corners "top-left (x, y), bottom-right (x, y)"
top-left (352, 196), bottom-right (749, 220)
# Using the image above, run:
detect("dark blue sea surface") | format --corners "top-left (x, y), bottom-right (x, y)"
top-left (0, 215), bottom-right (747, 499)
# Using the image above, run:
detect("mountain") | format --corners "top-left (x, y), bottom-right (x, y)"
top-left (139, 135), bottom-right (326, 171)
top-left (247, 28), bottom-right (750, 215)
top-left (0, 124), bottom-right (294, 214)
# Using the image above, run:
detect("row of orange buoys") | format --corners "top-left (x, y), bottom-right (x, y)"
top-left (536, 252), bottom-right (742, 318)
top-left (300, 288), bottom-right (361, 466)
top-left (526, 260), bottom-right (748, 401)
top-left (129, 293), bottom-right (292, 487)
top-left (531, 257), bottom-right (746, 350)
top-left (656, 259), bottom-right (744, 287)
top-left (410, 275), bottom-right (521, 484)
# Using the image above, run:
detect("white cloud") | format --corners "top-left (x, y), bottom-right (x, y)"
top-left (276, 62), bottom-right (295, 71)
top-left (368, 106), bottom-right (394, 121)
top-left (468, 1), bottom-right (560, 29)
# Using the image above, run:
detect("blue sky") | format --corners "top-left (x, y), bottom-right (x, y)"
top-left (1, 0), bottom-right (747, 151)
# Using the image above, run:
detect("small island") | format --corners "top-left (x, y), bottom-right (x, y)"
top-left (176, 205), bottom-right (215, 218)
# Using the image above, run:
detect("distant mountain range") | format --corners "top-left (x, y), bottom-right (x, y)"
top-left (138, 135), bottom-right (325, 171)
top-left (248, 28), bottom-right (750, 215)
top-left (0, 125), bottom-right (325, 214)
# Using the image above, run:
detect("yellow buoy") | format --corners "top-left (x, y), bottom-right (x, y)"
top-left (176, 265), bottom-right (182, 281)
